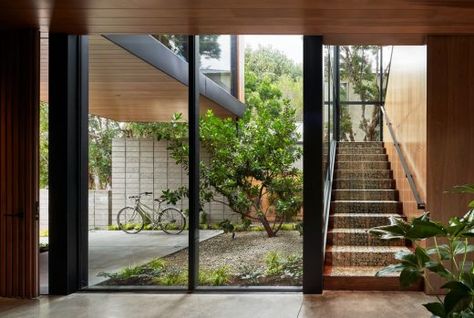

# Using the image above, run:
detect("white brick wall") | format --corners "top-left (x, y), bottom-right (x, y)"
top-left (111, 138), bottom-right (240, 224)
top-left (40, 189), bottom-right (111, 231)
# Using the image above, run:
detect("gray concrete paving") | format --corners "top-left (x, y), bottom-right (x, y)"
top-left (40, 230), bottom-right (222, 291)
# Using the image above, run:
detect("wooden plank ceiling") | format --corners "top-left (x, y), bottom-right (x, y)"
top-left (40, 35), bottom-right (234, 122)
top-left (4, 1), bottom-right (474, 44)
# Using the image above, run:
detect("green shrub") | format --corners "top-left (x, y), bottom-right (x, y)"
top-left (238, 264), bottom-right (264, 285)
top-left (199, 266), bottom-right (230, 286)
top-left (280, 223), bottom-right (296, 231)
top-left (107, 224), bottom-right (119, 231)
top-left (154, 266), bottom-right (187, 286)
top-left (40, 229), bottom-right (49, 237)
top-left (265, 251), bottom-right (284, 276)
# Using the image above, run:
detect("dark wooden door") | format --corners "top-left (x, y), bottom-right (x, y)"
top-left (0, 29), bottom-right (40, 298)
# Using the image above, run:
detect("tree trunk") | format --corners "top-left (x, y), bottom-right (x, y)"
top-left (260, 216), bottom-right (276, 237)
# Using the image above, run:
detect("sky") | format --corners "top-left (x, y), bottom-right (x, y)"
top-left (242, 35), bottom-right (303, 64)
top-left (201, 35), bottom-right (303, 71)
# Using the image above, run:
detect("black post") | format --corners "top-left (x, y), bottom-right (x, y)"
top-left (48, 34), bottom-right (89, 294)
top-left (303, 36), bottom-right (324, 294)
top-left (379, 47), bottom-right (384, 141)
top-left (334, 46), bottom-right (340, 141)
top-left (188, 35), bottom-right (200, 290)
top-left (230, 35), bottom-right (239, 98)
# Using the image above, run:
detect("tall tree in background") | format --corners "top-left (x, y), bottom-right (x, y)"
top-left (339, 46), bottom-right (381, 141)
top-left (155, 35), bottom-right (221, 61)
top-left (245, 46), bottom-right (303, 120)
top-left (39, 101), bottom-right (48, 188)
top-left (89, 116), bottom-right (122, 189)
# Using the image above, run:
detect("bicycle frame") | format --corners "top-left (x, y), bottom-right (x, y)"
top-left (133, 199), bottom-right (162, 225)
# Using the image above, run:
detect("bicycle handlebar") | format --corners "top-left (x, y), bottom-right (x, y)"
top-left (128, 192), bottom-right (152, 199)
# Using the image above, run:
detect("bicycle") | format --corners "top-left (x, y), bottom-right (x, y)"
top-left (116, 192), bottom-right (186, 235)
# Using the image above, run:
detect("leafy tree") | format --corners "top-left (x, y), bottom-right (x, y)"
top-left (89, 115), bottom-right (122, 189)
top-left (339, 46), bottom-right (381, 141)
top-left (155, 35), bottom-right (221, 61)
top-left (128, 70), bottom-right (302, 237)
top-left (39, 101), bottom-right (49, 188)
top-left (245, 46), bottom-right (302, 82)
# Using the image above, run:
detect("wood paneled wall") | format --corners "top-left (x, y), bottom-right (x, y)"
top-left (426, 36), bottom-right (474, 227)
top-left (0, 29), bottom-right (40, 298)
top-left (384, 46), bottom-right (427, 220)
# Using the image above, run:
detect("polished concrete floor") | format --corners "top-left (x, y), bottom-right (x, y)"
top-left (0, 291), bottom-right (435, 318)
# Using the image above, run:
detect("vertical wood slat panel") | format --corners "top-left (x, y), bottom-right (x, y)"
top-left (0, 29), bottom-right (40, 298)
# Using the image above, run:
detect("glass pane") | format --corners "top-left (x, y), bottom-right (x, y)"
top-left (198, 35), bottom-right (303, 287)
top-left (339, 104), bottom-right (381, 141)
top-left (87, 34), bottom-right (189, 289)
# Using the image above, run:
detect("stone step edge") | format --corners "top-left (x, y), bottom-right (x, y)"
top-left (326, 246), bottom-right (409, 252)
top-left (330, 213), bottom-right (403, 217)
top-left (332, 200), bottom-right (400, 203)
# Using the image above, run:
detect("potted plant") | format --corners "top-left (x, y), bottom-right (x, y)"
top-left (369, 184), bottom-right (474, 318)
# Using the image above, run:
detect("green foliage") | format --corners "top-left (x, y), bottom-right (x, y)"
top-left (369, 184), bottom-right (474, 317)
top-left (199, 266), bottom-right (230, 286)
top-left (238, 264), bottom-right (264, 285)
top-left (339, 46), bottom-right (381, 141)
top-left (264, 251), bottom-right (303, 280)
top-left (39, 101), bottom-right (49, 188)
top-left (126, 57), bottom-right (302, 238)
top-left (219, 219), bottom-right (235, 234)
top-left (245, 46), bottom-right (302, 82)
top-left (88, 115), bottom-right (122, 189)
top-left (154, 35), bottom-right (221, 61)
top-left (154, 266), bottom-right (188, 286)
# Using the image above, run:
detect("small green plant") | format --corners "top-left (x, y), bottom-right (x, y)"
top-left (265, 251), bottom-right (285, 276)
top-left (199, 266), bottom-right (230, 286)
top-left (107, 224), bottom-right (119, 231)
top-left (369, 184), bottom-right (474, 318)
top-left (154, 266), bottom-right (187, 286)
top-left (200, 211), bottom-right (208, 225)
top-left (282, 255), bottom-right (303, 280)
top-left (238, 264), bottom-right (264, 285)
top-left (241, 218), bottom-right (252, 230)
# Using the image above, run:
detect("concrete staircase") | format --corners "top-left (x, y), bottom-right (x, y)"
top-left (324, 141), bottom-right (420, 290)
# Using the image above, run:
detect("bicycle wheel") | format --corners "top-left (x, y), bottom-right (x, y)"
top-left (159, 207), bottom-right (186, 234)
top-left (117, 207), bottom-right (144, 234)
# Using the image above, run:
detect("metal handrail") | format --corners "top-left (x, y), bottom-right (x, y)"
top-left (380, 105), bottom-right (426, 210)
top-left (322, 140), bottom-right (337, 256)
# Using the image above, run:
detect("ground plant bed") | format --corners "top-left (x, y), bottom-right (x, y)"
top-left (98, 230), bottom-right (302, 287)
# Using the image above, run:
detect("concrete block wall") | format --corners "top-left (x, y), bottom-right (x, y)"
top-left (111, 138), bottom-right (240, 225)
top-left (40, 189), bottom-right (112, 231)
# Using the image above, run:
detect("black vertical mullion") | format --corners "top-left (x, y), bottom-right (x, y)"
top-left (188, 35), bottom-right (200, 290)
top-left (334, 46), bottom-right (340, 141)
top-left (49, 34), bottom-right (89, 295)
top-left (303, 36), bottom-right (324, 294)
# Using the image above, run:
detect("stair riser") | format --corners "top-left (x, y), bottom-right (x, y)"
top-left (333, 179), bottom-right (395, 189)
top-left (338, 142), bottom-right (383, 149)
top-left (337, 148), bottom-right (385, 155)
top-left (337, 154), bottom-right (388, 161)
top-left (332, 202), bottom-right (401, 214)
top-left (336, 161), bottom-right (390, 170)
top-left (332, 190), bottom-right (398, 201)
top-left (327, 232), bottom-right (405, 246)
top-left (335, 170), bottom-right (392, 179)
top-left (325, 251), bottom-right (399, 267)
top-left (329, 215), bottom-right (397, 228)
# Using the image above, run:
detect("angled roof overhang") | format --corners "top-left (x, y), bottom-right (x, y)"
top-left (40, 34), bottom-right (245, 122)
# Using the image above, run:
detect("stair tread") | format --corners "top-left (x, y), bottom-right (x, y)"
top-left (331, 212), bottom-right (401, 217)
top-left (325, 266), bottom-right (399, 277)
top-left (333, 189), bottom-right (397, 192)
top-left (326, 245), bottom-right (410, 253)
top-left (329, 228), bottom-right (370, 233)
top-left (332, 200), bottom-right (399, 203)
